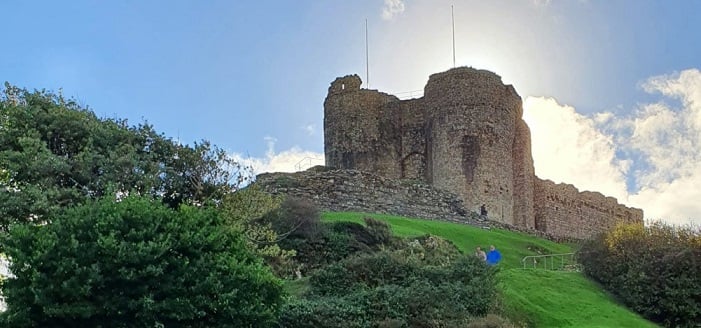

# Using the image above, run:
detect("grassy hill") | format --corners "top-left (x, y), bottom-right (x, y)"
top-left (322, 212), bottom-right (657, 328)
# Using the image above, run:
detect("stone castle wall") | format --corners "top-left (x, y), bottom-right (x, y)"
top-left (512, 120), bottom-right (536, 229)
top-left (534, 178), bottom-right (644, 239)
top-left (256, 168), bottom-right (469, 223)
top-left (318, 67), bottom-right (644, 239)
top-left (256, 168), bottom-right (631, 242)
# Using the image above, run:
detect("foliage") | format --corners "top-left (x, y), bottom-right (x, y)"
top-left (282, 246), bottom-right (496, 327)
top-left (266, 197), bottom-right (323, 241)
top-left (579, 221), bottom-right (701, 327)
top-left (278, 297), bottom-right (370, 328)
top-left (0, 83), bottom-right (245, 232)
top-left (362, 217), bottom-right (395, 246)
top-left (276, 216), bottom-right (401, 276)
top-left (219, 183), bottom-right (292, 261)
top-left (0, 196), bottom-right (284, 327)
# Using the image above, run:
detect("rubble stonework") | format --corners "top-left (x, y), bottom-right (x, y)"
top-left (534, 178), bottom-right (644, 239)
top-left (268, 67), bottom-right (643, 239)
top-left (256, 167), bottom-right (470, 223)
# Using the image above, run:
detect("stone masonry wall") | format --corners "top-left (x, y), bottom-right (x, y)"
top-left (397, 99), bottom-right (427, 181)
top-left (324, 75), bottom-right (402, 178)
top-left (257, 168), bottom-right (586, 243)
top-left (512, 120), bottom-right (536, 229)
top-left (256, 167), bottom-right (469, 223)
top-left (534, 178), bottom-right (644, 239)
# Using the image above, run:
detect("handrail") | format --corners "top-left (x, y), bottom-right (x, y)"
top-left (294, 157), bottom-right (323, 172)
top-left (394, 89), bottom-right (424, 100)
top-left (521, 252), bottom-right (577, 270)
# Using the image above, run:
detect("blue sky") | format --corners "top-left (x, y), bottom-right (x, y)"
top-left (2, 1), bottom-right (701, 224)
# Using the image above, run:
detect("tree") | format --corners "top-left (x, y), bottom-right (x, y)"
top-left (220, 184), bottom-right (293, 260)
top-left (0, 83), bottom-right (244, 232)
top-left (0, 196), bottom-right (284, 327)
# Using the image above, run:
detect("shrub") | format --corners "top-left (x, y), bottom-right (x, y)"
top-left (278, 297), bottom-right (370, 328)
top-left (0, 196), bottom-right (284, 327)
top-left (398, 234), bottom-right (464, 266)
top-left (283, 240), bottom-right (497, 327)
top-left (279, 227), bottom-right (364, 276)
top-left (363, 217), bottom-right (394, 247)
top-left (279, 218), bottom-right (399, 276)
top-left (579, 222), bottom-right (701, 327)
top-left (266, 197), bottom-right (323, 240)
top-left (309, 251), bottom-right (416, 296)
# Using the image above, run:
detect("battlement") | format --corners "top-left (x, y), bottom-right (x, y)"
top-left (328, 74), bottom-right (362, 95)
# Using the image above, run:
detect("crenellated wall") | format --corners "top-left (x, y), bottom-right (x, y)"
top-left (318, 67), bottom-right (644, 240)
top-left (534, 178), bottom-right (643, 239)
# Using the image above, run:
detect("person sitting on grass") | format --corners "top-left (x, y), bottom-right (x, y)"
top-left (486, 245), bottom-right (501, 266)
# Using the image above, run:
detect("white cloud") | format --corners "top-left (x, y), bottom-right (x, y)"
top-left (523, 97), bottom-right (630, 202)
top-left (230, 136), bottom-right (324, 175)
top-left (616, 69), bottom-right (701, 223)
top-left (381, 0), bottom-right (405, 20)
top-left (523, 68), bottom-right (701, 225)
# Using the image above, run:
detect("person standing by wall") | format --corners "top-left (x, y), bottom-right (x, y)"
top-left (486, 245), bottom-right (502, 266)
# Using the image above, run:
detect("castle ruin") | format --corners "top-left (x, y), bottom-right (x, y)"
top-left (321, 67), bottom-right (643, 239)
top-left (257, 67), bottom-right (643, 239)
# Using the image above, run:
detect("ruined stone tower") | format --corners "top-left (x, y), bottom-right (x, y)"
top-left (324, 67), bottom-right (536, 226)
top-left (321, 67), bottom-right (642, 237)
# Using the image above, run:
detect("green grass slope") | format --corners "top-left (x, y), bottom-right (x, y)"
top-left (322, 212), bottom-right (657, 328)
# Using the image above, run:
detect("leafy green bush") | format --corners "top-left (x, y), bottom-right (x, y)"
top-left (579, 222), bottom-right (701, 327)
top-left (309, 251), bottom-right (416, 296)
top-left (266, 197), bottom-right (323, 240)
top-left (363, 217), bottom-right (395, 246)
top-left (0, 196), bottom-right (284, 327)
top-left (282, 238), bottom-right (496, 327)
top-left (278, 297), bottom-right (370, 328)
top-left (278, 217), bottom-right (399, 276)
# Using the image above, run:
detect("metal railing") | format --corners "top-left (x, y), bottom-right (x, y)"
top-left (521, 252), bottom-right (578, 270)
top-left (294, 157), bottom-right (324, 172)
top-left (394, 89), bottom-right (424, 100)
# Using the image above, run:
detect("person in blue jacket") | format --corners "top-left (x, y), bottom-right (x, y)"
top-left (486, 245), bottom-right (502, 266)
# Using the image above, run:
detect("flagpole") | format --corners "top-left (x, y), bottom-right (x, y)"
top-left (452, 5), bottom-right (456, 68)
top-left (365, 18), bottom-right (370, 88)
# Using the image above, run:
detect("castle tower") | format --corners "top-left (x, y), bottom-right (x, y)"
top-left (324, 75), bottom-right (402, 178)
top-left (322, 67), bottom-right (538, 227)
top-left (424, 67), bottom-right (526, 224)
